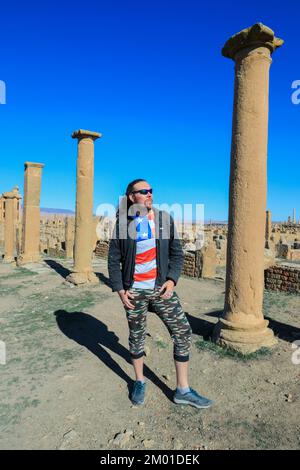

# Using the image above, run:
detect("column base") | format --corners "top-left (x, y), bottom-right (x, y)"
top-left (212, 317), bottom-right (277, 354)
top-left (16, 253), bottom-right (41, 266)
top-left (66, 270), bottom-right (99, 285)
top-left (3, 256), bottom-right (16, 264)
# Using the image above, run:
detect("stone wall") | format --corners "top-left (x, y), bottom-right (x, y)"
top-left (47, 246), bottom-right (65, 258)
top-left (182, 251), bottom-right (196, 277)
top-left (0, 221), bottom-right (4, 249)
top-left (264, 265), bottom-right (300, 294)
top-left (95, 240), bottom-right (109, 259)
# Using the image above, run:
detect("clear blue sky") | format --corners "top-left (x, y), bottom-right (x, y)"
top-left (1, 0), bottom-right (299, 221)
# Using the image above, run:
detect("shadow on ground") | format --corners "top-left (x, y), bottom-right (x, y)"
top-left (44, 259), bottom-right (112, 289)
top-left (54, 310), bottom-right (174, 402)
top-left (202, 310), bottom-right (300, 343)
top-left (186, 310), bottom-right (222, 340)
top-left (44, 259), bottom-right (71, 279)
top-left (94, 272), bottom-right (111, 288)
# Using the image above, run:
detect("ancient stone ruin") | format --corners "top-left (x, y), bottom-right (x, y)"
top-left (212, 23), bottom-right (284, 353)
top-left (0, 24), bottom-right (299, 358)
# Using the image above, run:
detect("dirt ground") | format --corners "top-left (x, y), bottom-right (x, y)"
top-left (0, 255), bottom-right (299, 450)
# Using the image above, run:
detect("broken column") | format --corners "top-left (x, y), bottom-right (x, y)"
top-left (213, 23), bottom-right (283, 353)
top-left (3, 187), bottom-right (22, 263)
top-left (17, 163), bottom-right (44, 265)
top-left (12, 186), bottom-right (22, 255)
top-left (200, 243), bottom-right (217, 279)
top-left (65, 216), bottom-right (75, 259)
top-left (66, 129), bottom-right (101, 285)
top-left (265, 210), bottom-right (272, 248)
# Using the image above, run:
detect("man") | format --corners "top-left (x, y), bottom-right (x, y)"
top-left (108, 178), bottom-right (213, 409)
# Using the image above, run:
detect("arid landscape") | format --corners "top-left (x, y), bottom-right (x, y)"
top-left (1, 256), bottom-right (299, 450)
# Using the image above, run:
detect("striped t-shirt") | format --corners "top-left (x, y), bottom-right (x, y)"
top-left (132, 209), bottom-right (157, 289)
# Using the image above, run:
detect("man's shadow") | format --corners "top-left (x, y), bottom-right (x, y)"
top-left (54, 310), bottom-right (174, 402)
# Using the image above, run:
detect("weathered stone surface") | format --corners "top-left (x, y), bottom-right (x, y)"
top-left (66, 130), bottom-right (101, 286)
top-left (213, 23), bottom-right (283, 353)
top-left (3, 187), bottom-right (22, 264)
top-left (17, 163), bottom-right (44, 265)
top-left (222, 22), bottom-right (284, 60)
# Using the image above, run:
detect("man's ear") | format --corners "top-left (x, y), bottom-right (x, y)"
top-left (128, 193), bottom-right (134, 204)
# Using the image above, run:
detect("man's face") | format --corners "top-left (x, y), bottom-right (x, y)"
top-left (129, 181), bottom-right (153, 211)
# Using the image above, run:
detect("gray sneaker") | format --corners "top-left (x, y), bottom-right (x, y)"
top-left (131, 381), bottom-right (146, 405)
top-left (174, 388), bottom-right (213, 409)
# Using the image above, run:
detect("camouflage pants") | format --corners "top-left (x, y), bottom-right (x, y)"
top-left (124, 286), bottom-right (192, 362)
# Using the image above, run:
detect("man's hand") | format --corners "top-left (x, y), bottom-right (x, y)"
top-left (159, 280), bottom-right (175, 299)
top-left (118, 289), bottom-right (135, 309)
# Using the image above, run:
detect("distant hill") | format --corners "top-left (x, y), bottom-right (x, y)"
top-left (204, 220), bottom-right (227, 225)
top-left (40, 207), bottom-right (75, 215)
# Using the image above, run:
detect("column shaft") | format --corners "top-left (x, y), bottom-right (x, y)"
top-left (3, 188), bottom-right (22, 263)
top-left (17, 163), bottom-right (44, 265)
top-left (213, 23), bottom-right (283, 353)
top-left (66, 129), bottom-right (101, 285)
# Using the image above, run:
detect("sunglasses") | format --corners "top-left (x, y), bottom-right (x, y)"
top-left (131, 188), bottom-right (153, 195)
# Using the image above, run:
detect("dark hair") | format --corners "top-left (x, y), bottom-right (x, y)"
top-left (125, 178), bottom-right (147, 208)
top-left (115, 178), bottom-right (147, 218)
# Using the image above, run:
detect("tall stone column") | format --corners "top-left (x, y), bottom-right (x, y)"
top-left (66, 129), bottom-right (101, 285)
top-left (3, 188), bottom-right (22, 263)
top-left (213, 23), bottom-right (283, 354)
top-left (17, 162), bottom-right (44, 265)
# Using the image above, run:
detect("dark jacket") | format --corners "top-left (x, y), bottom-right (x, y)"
top-left (108, 207), bottom-right (184, 292)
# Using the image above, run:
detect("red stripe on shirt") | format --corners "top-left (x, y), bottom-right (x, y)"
top-left (133, 267), bottom-right (157, 282)
top-left (135, 247), bottom-right (156, 264)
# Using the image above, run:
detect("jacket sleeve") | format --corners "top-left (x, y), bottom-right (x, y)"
top-left (166, 216), bottom-right (184, 286)
top-left (108, 222), bottom-right (124, 292)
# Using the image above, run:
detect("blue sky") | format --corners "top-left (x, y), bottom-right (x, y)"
top-left (1, 0), bottom-right (299, 221)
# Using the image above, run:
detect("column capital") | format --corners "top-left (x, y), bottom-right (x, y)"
top-left (3, 188), bottom-right (22, 200)
top-left (222, 23), bottom-right (284, 60)
top-left (72, 129), bottom-right (102, 140)
top-left (24, 162), bottom-right (45, 169)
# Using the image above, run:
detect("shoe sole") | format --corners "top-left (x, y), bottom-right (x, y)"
top-left (131, 400), bottom-right (144, 406)
top-left (173, 398), bottom-right (213, 409)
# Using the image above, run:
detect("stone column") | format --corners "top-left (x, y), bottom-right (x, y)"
top-left (3, 188), bottom-right (22, 263)
top-left (66, 129), bottom-right (101, 285)
top-left (0, 195), bottom-right (4, 222)
top-left (201, 243), bottom-right (217, 279)
top-left (213, 23), bottom-right (283, 354)
top-left (65, 216), bottom-right (75, 259)
top-left (265, 210), bottom-right (272, 248)
top-left (17, 162), bottom-right (44, 265)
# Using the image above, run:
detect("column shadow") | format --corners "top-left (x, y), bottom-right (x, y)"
top-left (94, 272), bottom-right (111, 288)
top-left (265, 316), bottom-right (300, 343)
top-left (54, 309), bottom-right (174, 402)
top-left (202, 310), bottom-right (300, 343)
top-left (44, 259), bottom-right (71, 279)
top-left (44, 258), bottom-right (112, 289)
top-left (185, 310), bottom-right (222, 340)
